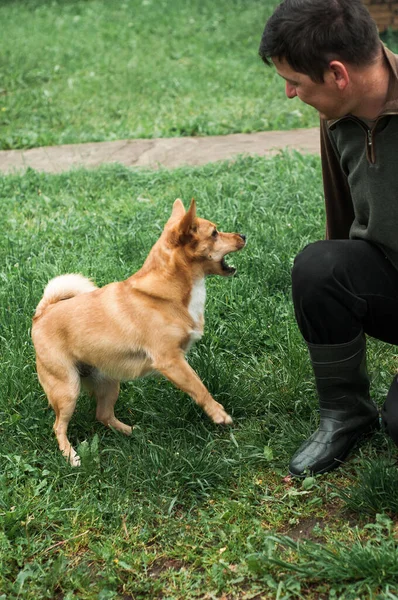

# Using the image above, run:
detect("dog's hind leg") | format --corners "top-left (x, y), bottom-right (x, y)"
top-left (86, 376), bottom-right (132, 435)
top-left (36, 358), bottom-right (81, 466)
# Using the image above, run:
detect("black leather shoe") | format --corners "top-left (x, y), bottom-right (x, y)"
top-left (289, 414), bottom-right (379, 476)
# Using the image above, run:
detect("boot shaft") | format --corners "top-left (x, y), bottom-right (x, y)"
top-left (307, 332), bottom-right (372, 417)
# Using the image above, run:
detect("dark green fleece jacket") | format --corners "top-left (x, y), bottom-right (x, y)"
top-left (321, 45), bottom-right (398, 270)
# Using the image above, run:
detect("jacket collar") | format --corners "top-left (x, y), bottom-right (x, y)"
top-left (327, 44), bottom-right (398, 129)
top-left (382, 45), bottom-right (398, 113)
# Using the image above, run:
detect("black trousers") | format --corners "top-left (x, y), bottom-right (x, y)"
top-left (292, 239), bottom-right (398, 346)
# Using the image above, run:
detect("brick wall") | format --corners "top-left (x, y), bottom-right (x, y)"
top-left (362, 0), bottom-right (398, 32)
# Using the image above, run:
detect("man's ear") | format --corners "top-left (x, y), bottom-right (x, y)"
top-left (178, 198), bottom-right (196, 237)
top-left (169, 198), bottom-right (186, 222)
top-left (329, 60), bottom-right (349, 91)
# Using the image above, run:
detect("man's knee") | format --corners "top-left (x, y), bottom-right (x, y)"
top-left (292, 241), bottom-right (339, 303)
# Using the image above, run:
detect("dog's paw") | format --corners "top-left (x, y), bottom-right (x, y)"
top-left (64, 447), bottom-right (81, 467)
top-left (70, 454), bottom-right (81, 467)
top-left (119, 423), bottom-right (133, 436)
top-left (107, 417), bottom-right (132, 436)
top-left (209, 404), bottom-right (233, 425)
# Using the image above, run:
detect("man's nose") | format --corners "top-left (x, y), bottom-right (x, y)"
top-left (285, 81), bottom-right (297, 98)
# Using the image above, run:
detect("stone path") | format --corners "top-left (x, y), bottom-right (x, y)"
top-left (0, 127), bottom-right (320, 175)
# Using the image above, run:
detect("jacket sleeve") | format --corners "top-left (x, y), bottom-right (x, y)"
top-left (320, 119), bottom-right (355, 240)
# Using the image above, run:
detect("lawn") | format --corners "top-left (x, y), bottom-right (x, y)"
top-left (0, 0), bottom-right (321, 150)
top-left (2, 1), bottom-right (398, 151)
top-left (1, 155), bottom-right (398, 599)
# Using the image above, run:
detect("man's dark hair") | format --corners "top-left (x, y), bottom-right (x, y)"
top-left (259, 0), bottom-right (381, 82)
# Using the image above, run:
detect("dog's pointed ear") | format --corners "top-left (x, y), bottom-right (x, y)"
top-left (178, 198), bottom-right (196, 236)
top-left (170, 198), bottom-right (186, 221)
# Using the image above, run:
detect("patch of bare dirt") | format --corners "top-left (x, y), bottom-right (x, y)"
top-left (147, 557), bottom-right (188, 578)
top-left (284, 516), bottom-right (326, 542)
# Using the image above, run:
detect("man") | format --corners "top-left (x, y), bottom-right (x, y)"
top-left (259, 0), bottom-right (398, 476)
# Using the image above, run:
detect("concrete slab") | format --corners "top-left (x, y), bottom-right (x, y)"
top-left (0, 127), bottom-right (320, 175)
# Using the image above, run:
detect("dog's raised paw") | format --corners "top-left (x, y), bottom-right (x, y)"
top-left (220, 413), bottom-right (233, 426)
top-left (210, 405), bottom-right (233, 425)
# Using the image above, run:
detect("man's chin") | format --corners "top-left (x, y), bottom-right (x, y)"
top-left (318, 110), bottom-right (344, 121)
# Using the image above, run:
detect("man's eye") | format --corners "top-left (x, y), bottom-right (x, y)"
top-left (212, 229), bottom-right (218, 238)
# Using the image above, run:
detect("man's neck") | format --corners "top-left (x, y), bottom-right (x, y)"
top-left (350, 52), bottom-right (390, 120)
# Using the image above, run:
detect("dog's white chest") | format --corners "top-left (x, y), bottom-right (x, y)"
top-left (187, 277), bottom-right (206, 345)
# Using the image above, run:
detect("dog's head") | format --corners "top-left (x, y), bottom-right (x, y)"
top-left (164, 198), bottom-right (246, 276)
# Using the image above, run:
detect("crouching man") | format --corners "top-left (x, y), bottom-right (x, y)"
top-left (259, 0), bottom-right (398, 475)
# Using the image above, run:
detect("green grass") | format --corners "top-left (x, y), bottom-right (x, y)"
top-left (2, 2), bottom-right (398, 151)
top-left (248, 514), bottom-right (398, 599)
top-left (0, 0), bottom-right (320, 150)
top-left (1, 154), bottom-right (398, 598)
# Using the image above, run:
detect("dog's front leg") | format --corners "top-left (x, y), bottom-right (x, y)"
top-left (154, 354), bottom-right (232, 425)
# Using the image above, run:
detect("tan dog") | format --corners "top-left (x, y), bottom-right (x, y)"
top-left (32, 199), bottom-right (246, 466)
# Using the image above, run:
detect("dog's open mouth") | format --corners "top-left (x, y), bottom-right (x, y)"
top-left (221, 256), bottom-right (236, 275)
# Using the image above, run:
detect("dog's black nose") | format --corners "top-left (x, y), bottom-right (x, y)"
top-left (239, 234), bottom-right (246, 242)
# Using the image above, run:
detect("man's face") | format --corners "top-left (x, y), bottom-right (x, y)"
top-left (272, 57), bottom-right (347, 120)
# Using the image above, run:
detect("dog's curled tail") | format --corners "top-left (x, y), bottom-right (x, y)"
top-left (34, 274), bottom-right (97, 320)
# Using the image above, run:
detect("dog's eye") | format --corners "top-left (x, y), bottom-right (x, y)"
top-left (212, 229), bottom-right (218, 238)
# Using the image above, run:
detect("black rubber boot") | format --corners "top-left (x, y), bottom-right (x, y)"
top-left (381, 375), bottom-right (398, 445)
top-left (289, 332), bottom-right (380, 477)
